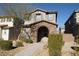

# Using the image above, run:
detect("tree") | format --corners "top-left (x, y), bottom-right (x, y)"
top-left (0, 4), bottom-right (33, 40)
top-left (0, 4), bottom-right (32, 19)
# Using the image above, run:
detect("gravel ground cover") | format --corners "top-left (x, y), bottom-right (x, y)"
top-left (0, 47), bottom-right (24, 56)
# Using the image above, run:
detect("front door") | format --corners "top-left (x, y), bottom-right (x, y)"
top-left (37, 26), bottom-right (49, 42)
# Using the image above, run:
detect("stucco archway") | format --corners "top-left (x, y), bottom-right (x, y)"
top-left (37, 26), bottom-right (49, 42)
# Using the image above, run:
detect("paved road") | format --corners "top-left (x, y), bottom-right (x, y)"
top-left (15, 42), bottom-right (45, 56)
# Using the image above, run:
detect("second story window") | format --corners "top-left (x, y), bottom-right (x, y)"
top-left (0, 17), bottom-right (13, 22)
top-left (48, 14), bottom-right (54, 20)
top-left (0, 18), bottom-right (12, 22)
top-left (7, 18), bottom-right (12, 22)
top-left (35, 13), bottom-right (42, 21)
top-left (0, 19), bottom-right (1, 22)
top-left (1, 18), bottom-right (5, 22)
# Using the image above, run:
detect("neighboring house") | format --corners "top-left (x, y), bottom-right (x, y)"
top-left (24, 9), bottom-right (58, 42)
top-left (59, 27), bottom-right (65, 33)
top-left (65, 10), bottom-right (79, 37)
top-left (0, 16), bottom-right (21, 40)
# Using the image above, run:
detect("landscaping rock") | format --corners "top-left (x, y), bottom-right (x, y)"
top-left (12, 41), bottom-right (17, 48)
top-left (41, 37), bottom-right (48, 48)
top-left (41, 37), bottom-right (48, 43)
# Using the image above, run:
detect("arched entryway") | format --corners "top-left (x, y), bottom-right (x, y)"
top-left (37, 26), bottom-right (49, 42)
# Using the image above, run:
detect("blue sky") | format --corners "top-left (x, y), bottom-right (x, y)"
top-left (0, 3), bottom-right (79, 28)
top-left (32, 3), bottom-right (79, 28)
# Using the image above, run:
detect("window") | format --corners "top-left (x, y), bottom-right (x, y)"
top-left (35, 13), bottom-right (42, 21)
top-left (47, 14), bottom-right (56, 23)
top-left (7, 18), bottom-right (9, 22)
top-left (48, 14), bottom-right (54, 20)
top-left (4, 30), bottom-right (6, 34)
top-left (0, 19), bottom-right (1, 22)
top-left (1, 18), bottom-right (5, 22)
top-left (7, 18), bottom-right (11, 22)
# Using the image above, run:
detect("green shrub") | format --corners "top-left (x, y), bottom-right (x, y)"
top-left (26, 39), bottom-right (33, 43)
top-left (0, 40), bottom-right (12, 50)
top-left (16, 41), bottom-right (23, 47)
top-left (21, 39), bottom-right (33, 43)
top-left (48, 34), bottom-right (63, 56)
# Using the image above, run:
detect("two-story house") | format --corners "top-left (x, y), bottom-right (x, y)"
top-left (65, 10), bottom-right (79, 37)
top-left (0, 16), bottom-right (21, 40)
top-left (0, 9), bottom-right (58, 42)
top-left (24, 9), bottom-right (58, 42)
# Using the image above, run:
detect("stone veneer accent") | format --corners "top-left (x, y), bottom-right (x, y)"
top-left (30, 21), bottom-right (57, 42)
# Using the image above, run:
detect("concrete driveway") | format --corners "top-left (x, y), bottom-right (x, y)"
top-left (15, 42), bottom-right (45, 56)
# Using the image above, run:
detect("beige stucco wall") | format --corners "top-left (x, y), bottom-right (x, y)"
top-left (0, 18), bottom-right (14, 27)
top-left (76, 13), bottom-right (79, 23)
top-left (30, 11), bottom-right (56, 23)
top-left (47, 14), bottom-right (56, 23)
top-left (30, 11), bottom-right (46, 21)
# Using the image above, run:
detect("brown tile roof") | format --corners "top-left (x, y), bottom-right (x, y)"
top-left (0, 16), bottom-right (17, 18)
top-left (25, 8), bottom-right (57, 15)
top-left (23, 20), bottom-right (58, 28)
top-left (0, 25), bottom-right (8, 27)
top-left (2, 26), bottom-right (14, 29)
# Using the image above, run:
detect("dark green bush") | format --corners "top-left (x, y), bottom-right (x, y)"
top-left (19, 37), bottom-right (33, 43)
top-left (48, 34), bottom-right (63, 56)
top-left (0, 40), bottom-right (12, 50)
top-left (26, 39), bottom-right (33, 43)
top-left (21, 39), bottom-right (33, 43)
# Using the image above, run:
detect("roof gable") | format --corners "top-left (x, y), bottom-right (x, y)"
top-left (32, 9), bottom-right (57, 14)
top-left (31, 9), bottom-right (47, 13)
top-left (25, 8), bottom-right (57, 15)
top-left (23, 20), bottom-right (58, 28)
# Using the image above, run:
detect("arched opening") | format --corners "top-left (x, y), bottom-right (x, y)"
top-left (37, 26), bottom-right (49, 42)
